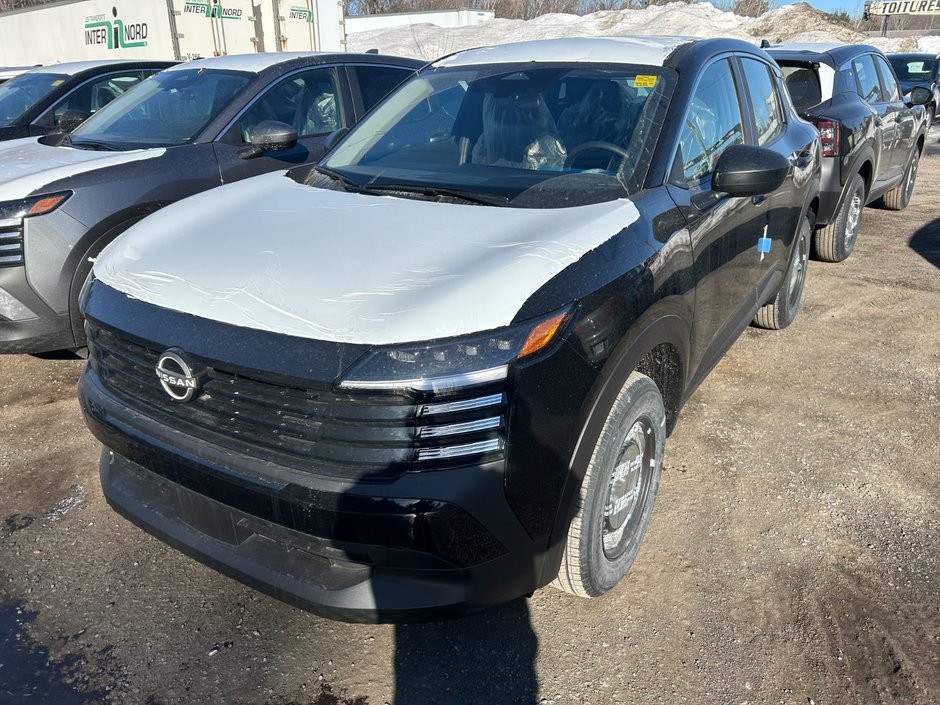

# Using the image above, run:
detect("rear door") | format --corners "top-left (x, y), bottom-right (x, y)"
top-left (214, 65), bottom-right (353, 182)
top-left (874, 53), bottom-right (917, 168)
top-left (667, 57), bottom-right (766, 373)
top-left (851, 53), bottom-right (900, 185)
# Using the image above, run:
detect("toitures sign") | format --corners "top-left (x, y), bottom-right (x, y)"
top-left (866, 0), bottom-right (940, 15)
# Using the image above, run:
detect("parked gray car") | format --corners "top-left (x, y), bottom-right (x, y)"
top-left (0, 52), bottom-right (421, 354)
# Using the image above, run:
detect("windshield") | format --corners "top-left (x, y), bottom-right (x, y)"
top-left (0, 73), bottom-right (67, 127)
top-left (318, 63), bottom-right (673, 208)
top-left (888, 57), bottom-right (937, 82)
top-left (70, 68), bottom-right (252, 149)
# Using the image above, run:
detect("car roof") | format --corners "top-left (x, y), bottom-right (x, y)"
top-left (767, 43), bottom-right (882, 68)
top-left (168, 52), bottom-right (422, 75)
top-left (434, 36), bottom-right (696, 68)
top-left (887, 52), bottom-right (939, 59)
top-left (23, 59), bottom-right (171, 76)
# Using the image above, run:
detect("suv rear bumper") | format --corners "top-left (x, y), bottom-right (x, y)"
top-left (80, 368), bottom-right (550, 623)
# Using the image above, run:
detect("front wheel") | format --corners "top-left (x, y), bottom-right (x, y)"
top-left (883, 147), bottom-right (921, 211)
top-left (754, 215), bottom-right (810, 330)
top-left (553, 371), bottom-right (665, 598)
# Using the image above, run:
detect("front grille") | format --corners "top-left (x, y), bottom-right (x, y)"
top-left (88, 323), bottom-right (508, 481)
top-left (0, 218), bottom-right (23, 267)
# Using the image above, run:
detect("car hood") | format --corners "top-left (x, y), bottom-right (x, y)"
top-left (0, 138), bottom-right (165, 202)
top-left (94, 171), bottom-right (641, 346)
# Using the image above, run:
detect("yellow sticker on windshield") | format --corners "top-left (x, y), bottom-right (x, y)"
top-left (52, 80), bottom-right (64, 86)
top-left (634, 75), bottom-right (657, 88)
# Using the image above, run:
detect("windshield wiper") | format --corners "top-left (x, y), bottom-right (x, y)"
top-left (69, 139), bottom-right (119, 151)
top-left (364, 184), bottom-right (510, 207)
top-left (313, 165), bottom-right (377, 194)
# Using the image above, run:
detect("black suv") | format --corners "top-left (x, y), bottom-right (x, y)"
top-left (887, 52), bottom-right (939, 126)
top-left (768, 43), bottom-right (929, 263)
top-left (79, 37), bottom-right (820, 622)
top-left (0, 52), bottom-right (421, 354)
top-left (0, 60), bottom-right (175, 140)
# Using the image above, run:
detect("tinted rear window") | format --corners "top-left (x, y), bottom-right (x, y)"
top-left (889, 57), bottom-right (937, 82)
top-left (781, 64), bottom-right (821, 110)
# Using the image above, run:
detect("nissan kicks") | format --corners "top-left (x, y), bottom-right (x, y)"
top-left (79, 37), bottom-right (821, 622)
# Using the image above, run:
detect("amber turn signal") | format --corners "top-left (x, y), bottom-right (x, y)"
top-left (518, 310), bottom-right (570, 359)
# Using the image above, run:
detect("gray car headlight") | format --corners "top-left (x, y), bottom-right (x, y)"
top-left (337, 308), bottom-right (572, 394)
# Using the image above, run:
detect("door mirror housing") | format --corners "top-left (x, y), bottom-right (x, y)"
top-left (905, 86), bottom-right (932, 107)
top-left (324, 127), bottom-right (348, 152)
top-left (713, 144), bottom-right (790, 198)
top-left (240, 120), bottom-right (298, 159)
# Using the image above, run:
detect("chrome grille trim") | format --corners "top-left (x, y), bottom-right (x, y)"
top-left (417, 393), bottom-right (504, 417)
top-left (417, 416), bottom-right (501, 439)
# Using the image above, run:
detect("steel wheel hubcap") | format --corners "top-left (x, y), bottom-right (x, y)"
top-left (788, 227), bottom-right (808, 309)
top-left (906, 155), bottom-right (919, 197)
top-left (603, 419), bottom-right (653, 558)
top-left (845, 190), bottom-right (862, 247)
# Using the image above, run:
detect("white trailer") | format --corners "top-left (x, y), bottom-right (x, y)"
top-left (0, 0), bottom-right (346, 65)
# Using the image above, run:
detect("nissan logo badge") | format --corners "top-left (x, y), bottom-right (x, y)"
top-left (155, 349), bottom-right (201, 402)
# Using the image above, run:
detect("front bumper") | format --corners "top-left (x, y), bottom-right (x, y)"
top-left (0, 266), bottom-right (75, 354)
top-left (80, 367), bottom-right (550, 623)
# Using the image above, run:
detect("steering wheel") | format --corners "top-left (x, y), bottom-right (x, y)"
top-left (564, 140), bottom-right (630, 169)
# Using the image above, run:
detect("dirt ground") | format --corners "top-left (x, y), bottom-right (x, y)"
top-left (1, 135), bottom-right (939, 705)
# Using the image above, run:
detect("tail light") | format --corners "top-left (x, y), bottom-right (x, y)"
top-left (816, 119), bottom-right (840, 158)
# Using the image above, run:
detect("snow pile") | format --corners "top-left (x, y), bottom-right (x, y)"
top-left (347, 1), bottom-right (937, 60)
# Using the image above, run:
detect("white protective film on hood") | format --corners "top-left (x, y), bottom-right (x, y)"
top-left (95, 172), bottom-right (640, 346)
top-left (0, 138), bottom-right (165, 202)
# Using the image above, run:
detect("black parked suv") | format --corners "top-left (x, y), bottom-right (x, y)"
top-left (79, 37), bottom-right (820, 622)
top-left (887, 52), bottom-right (939, 126)
top-left (0, 60), bottom-right (175, 140)
top-left (768, 43), bottom-right (929, 263)
top-left (0, 52), bottom-right (421, 354)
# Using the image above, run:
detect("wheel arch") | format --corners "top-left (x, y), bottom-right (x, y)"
top-left (66, 202), bottom-right (171, 345)
top-left (538, 307), bottom-right (690, 585)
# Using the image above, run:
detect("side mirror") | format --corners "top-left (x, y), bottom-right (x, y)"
top-left (56, 109), bottom-right (89, 133)
top-left (905, 86), bottom-right (932, 107)
top-left (240, 120), bottom-right (298, 159)
top-left (324, 127), bottom-right (349, 152)
top-left (713, 144), bottom-right (791, 198)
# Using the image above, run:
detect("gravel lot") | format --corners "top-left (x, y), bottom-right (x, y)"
top-left (1, 135), bottom-right (938, 705)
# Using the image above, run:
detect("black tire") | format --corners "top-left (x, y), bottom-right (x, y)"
top-left (813, 173), bottom-right (865, 263)
top-left (883, 146), bottom-right (921, 211)
top-left (553, 371), bottom-right (665, 598)
top-left (67, 257), bottom-right (95, 353)
top-left (754, 215), bottom-right (810, 330)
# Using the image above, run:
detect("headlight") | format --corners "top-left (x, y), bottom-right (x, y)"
top-left (0, 191), bottom-right (72, 221)
top-left (338, 308), bottom-right (572, 394)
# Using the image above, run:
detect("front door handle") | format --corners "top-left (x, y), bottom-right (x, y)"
top-left (751, 195), bottom-right (767, 205)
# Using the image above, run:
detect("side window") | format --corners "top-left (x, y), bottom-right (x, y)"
top-left (353, 65), bottom-right (413, 113)
top-left (852, 54), bottom-right (883, 105)
top-left (677, 59), bottom-right (745, 184)
top-left (873, 55), bottom-right (901, 102)
top-left (44, 71), bottom-right (145, 127)
top-left (740, 58), bottom-right (783, 145)
top-left (237, 68), bottom-right (343, 142)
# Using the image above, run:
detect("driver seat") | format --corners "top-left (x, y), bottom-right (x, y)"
top-left (470, 90), bottom-right (566, 170)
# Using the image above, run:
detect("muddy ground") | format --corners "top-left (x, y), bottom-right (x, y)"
top-left (1, 136), bottom-right (939, 705)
